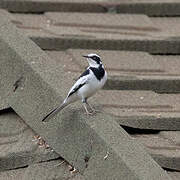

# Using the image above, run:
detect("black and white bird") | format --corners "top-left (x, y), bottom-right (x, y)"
top-left (42, 53), bottom-right (107, 122)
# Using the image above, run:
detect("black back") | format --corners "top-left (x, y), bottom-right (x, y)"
top-left (90, 64), bottom-right (105, 81)
top-left (79, 68), bottom-right (90, 78)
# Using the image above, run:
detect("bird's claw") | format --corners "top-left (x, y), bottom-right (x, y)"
top-left (84, 108), bottom-right (101, 116)
top-left (91, 109), bottom-right (101, 113)
top-left (85, 111), bottom-right (95, 116)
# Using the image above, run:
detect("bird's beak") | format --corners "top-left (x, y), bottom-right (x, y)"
top-left (82, 55), bottom-right (89, 58)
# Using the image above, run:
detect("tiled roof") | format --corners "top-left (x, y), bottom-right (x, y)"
top-left (1, 1), bottom-right (180, 179)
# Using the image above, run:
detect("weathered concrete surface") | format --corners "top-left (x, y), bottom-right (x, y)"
top-left (0, 12), bottom-right (171, 180)
top-left (1, 0), bottom-right (180, 16)
top-left (0, 168), bottom-right (25, 180)
top-left (45, 12), bottom-right (155, 29)
top-left (0, 159), bottom-right (84, 180)
top-left (94, 90), bottom-right (180, 130)
top-left (0, 0), bottom-right (108, 13)
top-left (0, 95), bottom-right (9, 111)
top-left (9, 11), bottom-right (180, 54)
top-left (47, 49), bottom-right (180, 93)
top-left (0, 111), bottom-right (59, 171)
top-left (151, 17), bottom-right (180, 38)
top-left (0, 10), bottom-right (13, 111)
top-left (160, 131), bottom-right (180, 145)
top-left (116, 0), bottom-right (180, 16)
top-left (1, 159), bottom-right (179, 180)
top-left (23, 160), bottom-right (84, 180)
top-left (168, 171), bottom-right (180, 180)
top-left (0, 160), bottom-right (180, 180)
top-left (132, 131), bottom-right (180, 171)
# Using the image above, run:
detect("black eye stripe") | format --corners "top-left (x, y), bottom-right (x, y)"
top-left (91, 56), bottom-right (101, 64)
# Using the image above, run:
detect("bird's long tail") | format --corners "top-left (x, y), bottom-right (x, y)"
top-left (42, 102), bottom-right (67, 122)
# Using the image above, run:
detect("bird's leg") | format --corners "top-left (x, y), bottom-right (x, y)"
top-left (83, 103), bottom-right (93, 115)
top-left (82, 98), bottom-right (93, 115)
top-left (86, 101), bottom-right (95, 113)
top-left (86, 100), bottom-right (101, 113)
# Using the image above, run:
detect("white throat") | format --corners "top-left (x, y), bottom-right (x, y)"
top-left (87, 58), bottom-right (101, 68)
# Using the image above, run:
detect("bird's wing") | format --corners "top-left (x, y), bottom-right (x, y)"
top-left (67, 69), bottom-right (91, 98)
top-left (42, 69), bottom-right (91, 122)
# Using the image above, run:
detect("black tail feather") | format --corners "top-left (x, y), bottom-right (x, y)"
top-left (42, 107), bottom-right (58, 122)
top-left (42, 103), bottom-right (67, 122)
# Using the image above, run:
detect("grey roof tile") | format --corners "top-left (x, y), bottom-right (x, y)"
top-left (47, 49), bottom-right (180, 93)
top-left (10, 11), bottom-right (180, 54)
top-left (0, 96), bottom-right (9, 111)
top-left (0, 111), bottom-right (59, 171)
top-left (168, 171), bottom-right (180, 180)
top-left (0, 0), bottom-right (108, 13)
top-left (22, 160), bottom-right (84, 180)
top-left (94, 90), bottom-right (180, 130)
top-left (1, 0), bottom-right (180, 178)
top-left (0, 11), bottom-right (171, 179)
top-left (1, 0), bottom-right (180, 16)
top-left (133, 132), bottom-right (180, 171)
top-left (0, 168), bottom-right (25, 180)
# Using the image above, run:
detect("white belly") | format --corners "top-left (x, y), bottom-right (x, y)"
top-left (78, 71), bottom-right (107, 99)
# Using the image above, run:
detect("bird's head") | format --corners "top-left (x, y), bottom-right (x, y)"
top-left (83, 53), bottom-right (102, 68)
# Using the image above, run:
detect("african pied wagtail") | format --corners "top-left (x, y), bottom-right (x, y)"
top-left (42, 53), bottom-right (107, 122)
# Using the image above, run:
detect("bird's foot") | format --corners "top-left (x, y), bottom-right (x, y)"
top-left (84, 108), bottom-right (101, 115)
top-left (83, 103), bottom-right (100, 115)
top-left (85, 111), bottom-right (95, 116)
top-left (86, 103), bottom-right (101, 114)
top-left (90, 108), bottom-right (101, 114)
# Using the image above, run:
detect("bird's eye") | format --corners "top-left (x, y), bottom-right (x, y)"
top-left (92, 56), bottom-right (97, 60)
